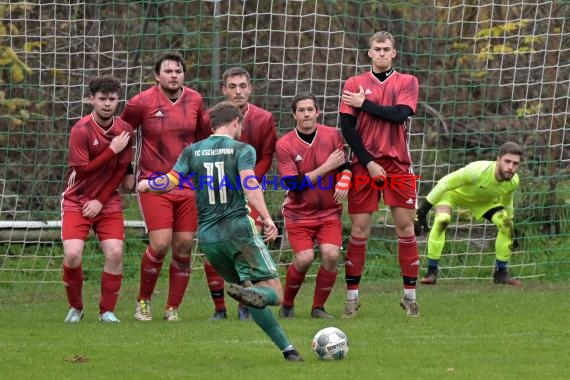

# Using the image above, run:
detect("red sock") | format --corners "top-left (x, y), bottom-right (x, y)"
top-left (398, 235), bottom-right (420, 289)
top-left (99, 272), bottom-right (122, 314)
top-left (345, 235), bottom-right (367, 290)
top-left (63, 264), bottom-right (83, 310)
top-left (138, 246), bottom-right (164, 301)
top-left (204, 261), bottom-right (226, 311)
top-left (283, 264), bottom-right (306, 307)
top-left (166, 254), bottom-right (191, 309)
top-left (312, 266), bottom-right (338, 309)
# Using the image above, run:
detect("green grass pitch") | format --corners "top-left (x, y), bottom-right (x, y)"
top-left (1, 276), bottom-right (568, 379)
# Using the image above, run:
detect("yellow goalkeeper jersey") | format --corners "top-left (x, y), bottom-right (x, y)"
top-left (426, 161), bottom-right (520, 217)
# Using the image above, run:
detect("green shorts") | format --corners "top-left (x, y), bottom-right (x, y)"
top-left (436, 192), bottom-right (502, 220)
top-left (199, 234), bottom-right (279, 284)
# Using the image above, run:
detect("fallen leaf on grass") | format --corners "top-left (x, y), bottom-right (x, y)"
top-left (64, 355), bottom-right (89, 363)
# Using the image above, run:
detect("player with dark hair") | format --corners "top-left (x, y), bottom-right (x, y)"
top-left (61, 75), bottom-right (133, 323)
top-left (415, 142), bottom-right (523, 286)
top-left (138, 101), bottom-right (303, 362)
top-left (340, 31), bottom-right (421, 317)
top-left (202, 67), bottom-right (277, 321)
top-left (276, 92), bottom-right (351, 319)
top-left (121, 51), bottom-right (209, 322)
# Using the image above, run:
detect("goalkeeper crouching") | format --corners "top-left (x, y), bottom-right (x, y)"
top-left (414, 142), bottom-right (523, 286)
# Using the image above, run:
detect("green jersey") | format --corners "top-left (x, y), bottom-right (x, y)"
top-left (172, 135), bottom-right (257, 243)
top-left (426, 161), bottom-right (519, 217)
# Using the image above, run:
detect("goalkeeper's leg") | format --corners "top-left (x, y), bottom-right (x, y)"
top-left (491, 210), bottom-right (521, 286)
top-left (421, 210), bottom-right (451, 285)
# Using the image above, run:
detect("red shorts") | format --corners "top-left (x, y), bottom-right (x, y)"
top-left (61, 211), bottom-right (124, 241)
top-left (285, 219), bottom-right (342, 253)
top-left (348, 159), bottom-right (418, 214)
top-left (138, 191), bottom-right (197, 232)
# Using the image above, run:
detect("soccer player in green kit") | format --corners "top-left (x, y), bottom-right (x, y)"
top-left (414, 142), bottom-right (523, 286)
top-left (138, 101), bottom-right (303, 361)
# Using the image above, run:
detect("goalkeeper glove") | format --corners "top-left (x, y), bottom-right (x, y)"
top-left (414, 200), bottom-right (433, 236)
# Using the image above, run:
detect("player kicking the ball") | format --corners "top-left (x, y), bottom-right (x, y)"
top-left (138, 101), bottom-right (303, 361)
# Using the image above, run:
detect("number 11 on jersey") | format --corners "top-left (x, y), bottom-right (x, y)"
top-left (203, 161), bottom-right (228, 204)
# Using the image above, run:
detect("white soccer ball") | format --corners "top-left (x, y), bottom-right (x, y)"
top-left (311, 327), bottom-right (349, 360)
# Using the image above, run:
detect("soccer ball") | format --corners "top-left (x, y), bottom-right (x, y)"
top-left (311, 327), bottom-right (349, 360)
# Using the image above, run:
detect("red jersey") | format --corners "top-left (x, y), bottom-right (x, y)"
top-left (62, 115), bottom-right (133, 213)
top-left (339, 70), bottom-right (419, 167)
top-left (121, 85), bottom-right (207, 182)
top-left (276, 124), bottom-right (345, 224)
top-left (204, 102), bottom-right (276, 178)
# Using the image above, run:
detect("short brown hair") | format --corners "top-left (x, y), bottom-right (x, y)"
top-left (209, 101), bottom-right (242, 130)
top-left (498, 142), bottom-right (523, 159)
top-left (291, 92), bottom-right (319, 113)
top-left (222, 67), bottom-right (251, 85)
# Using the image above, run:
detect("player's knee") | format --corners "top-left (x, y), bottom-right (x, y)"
top-left (433, 213), bottom-right (451, 231)
top-left (492, 210), bottom-right (512, 232)
top-left (173, 240), bottom-right (194, 257)
top-left (293, 250), bottom-right (315, 272)
top-left (350, 222), bottom-right (371, 238)
top-left (321, 249), bottom-right (340, 266)
top-left (63, 250), bottom-right (83, 267)
top-left (320, 244), bottom-right (340, 266)
top-left (150, 242), bottom-right (170, 257)
top-left (104, 246), bottom-right (123, 266)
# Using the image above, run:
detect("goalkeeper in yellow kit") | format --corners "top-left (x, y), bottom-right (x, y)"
top-left (414, 142), bottom-right (523, 286)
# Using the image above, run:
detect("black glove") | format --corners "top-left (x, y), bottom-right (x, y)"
top-left (414, 200), bottom-right (433, 236)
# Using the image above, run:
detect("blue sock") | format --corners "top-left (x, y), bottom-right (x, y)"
top-left (495, 259), bottom-right (508, 270)
top-left (428, 259), bottom-right (439, 268)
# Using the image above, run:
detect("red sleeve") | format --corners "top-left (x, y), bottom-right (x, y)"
top-left (254, 115), bottom-right (277, 179)
top-left (94, 161), bottom-right (130, 205)
top-left (255, 154), bottom-right (273, 179)
top-left (120, 96), bottom-right (143, 130)
top-left (397, 75), bottom-right (419, 113)
top-left (276, 136), bottom-right (299, 178)
top-left (118, 122), bottom-right (135, 164)
top-left (95, 127), bottom-right (134, 204)
top-left (195, 102), bottom-right (212, 141)
top-left (73, 148), bottom-right (116, 178)
top-left (338, 76), bottom-right (360, 116)
top-left (201, 110), bottom-right (213, 137)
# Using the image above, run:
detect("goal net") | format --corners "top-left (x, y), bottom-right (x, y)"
top-left (1, 0), bottom-right (568, 283)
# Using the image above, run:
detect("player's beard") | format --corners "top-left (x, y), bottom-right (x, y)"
top-left (162, 85), bottom-right (182, 98)
top-left (498, 169), bottom-right (514, 181)
top-left (93, 109), bottom-right (114, 124)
